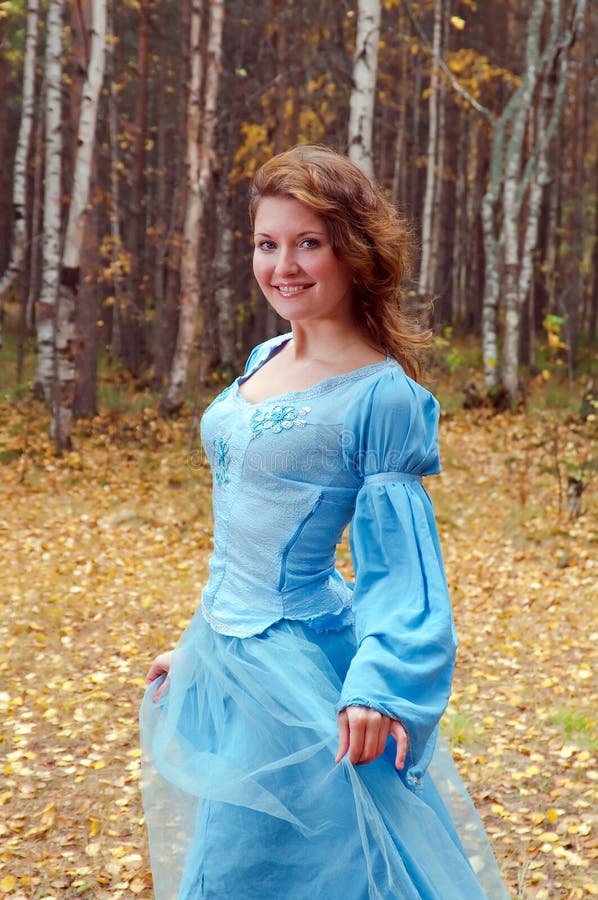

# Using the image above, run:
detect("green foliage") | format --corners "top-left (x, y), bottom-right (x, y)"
top-left (442, 707), bottom-right (480, 748)
top-left (431, 327), bottom-right (466, 373)
top-left (551, 709), bottom-right (597, 750)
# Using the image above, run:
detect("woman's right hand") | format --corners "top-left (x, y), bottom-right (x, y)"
top-left (146, 651), bottom-right (173, 703)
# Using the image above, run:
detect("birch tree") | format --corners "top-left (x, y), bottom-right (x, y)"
top-left (348, 0), bottom-right (381, 176)
top-left (162, 0), bottom-right (225, 414)
top-left (0, 0), bottom-right (39, 347)
top-left (52, 0), bottom-right (107, 448)
top-left (481, 0), bottom-right (585, 399)
top-left (34, 0), bottom-right (64, 399)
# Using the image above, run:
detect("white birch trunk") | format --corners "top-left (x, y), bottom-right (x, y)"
top-left (0, 0), bottom-right (39, 344)
top-left (35, 0), bottom-right (64, 400)
top-left (481, 0), bottom-right (545, 391)
top-left (215, 196), bottom-right (235, 368)
top-left (501, 0), bottom-right (579, 402)
top-left (418, 0), bottom-right (442, 299)
top-left (52, 0), bottom-right (107, 448)
top-left (198, 0), bottom-right (224, 203)
top-left (348, 0), bottom-right (381, 176)
top-left (481, 189), bottom-right (500, 387)
top-left (500, 0), bottom-right (545, 401)
top-left (163, 0), bottom-right (225, 413)
top-left (162, 0), bottom-right (203, 413)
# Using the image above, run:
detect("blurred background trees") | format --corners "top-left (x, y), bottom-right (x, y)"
top-left (0, 0), bottom-right (596, 443)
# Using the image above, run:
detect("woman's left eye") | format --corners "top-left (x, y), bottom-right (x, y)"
top-left (300, 238), bottom-right (320, 249)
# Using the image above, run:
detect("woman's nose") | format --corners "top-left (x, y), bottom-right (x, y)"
top-left (274, 247), bottom-right (300, 275)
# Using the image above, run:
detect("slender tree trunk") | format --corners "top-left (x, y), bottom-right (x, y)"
top-left (25, 96), bottom-right (45, 331)
top-left (468, 122), bottom-right (486, 334)
top-left (162, 0), bottom-right (225, 414)
top-left (274, 1), bottom-right (288, 153)
top-left (0, 0), bottom-right (39, 345)
top-left (52, 0), bottom-right (107, 447)
top-left (151, 0), bottom-right (168, 380)
top-left (391, 21), bottom-right (408, 208)
top-left (161, 0), bottom-right (203, 413)
top-left (214, 192), bottom-right (235, 369)
top-left (123, 0), bottom-right (151, 375)
top-left (106, 0), bottom-right (123, 358)
top-left (0, 15), bottom-right (8, 277)
top-left (589, 194), bottom-right (598, 341)
top-left (418, 0), bottom-right (442, 302)
top-left (431, 14), bottom-right (448, 320)
top-left (501, 0), bottom-right (583, 401)
top-left (35, 0), bottom-right (64, 400)
top-left (410, 50), bottom-right (422, 217)
top-left (347, 0), bottom-right (381, 176)
top-left (153, 0), bottom-right (189, 388)
top-left (481, 0), bottom-right (544, 392)
top-left (452, 112), bottom-right (468, 325)
top-left (73, 179), bottom-right (100, 418)
top-left (567, 0), bottom-right (587, 359)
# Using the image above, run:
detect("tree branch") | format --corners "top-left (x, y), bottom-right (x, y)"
top-left (402, 1), bottom-right (493, 122)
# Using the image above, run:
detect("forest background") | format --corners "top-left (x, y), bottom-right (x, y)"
top-left (0, 0), bottom-right (596, 898)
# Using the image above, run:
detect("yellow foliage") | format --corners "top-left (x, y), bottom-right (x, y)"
top-left (446, 49), bottom-right (521, 103)
top-left (230, 122), bottom-right (273, 182)
top-left (298, 108), bottom-right (326, 143)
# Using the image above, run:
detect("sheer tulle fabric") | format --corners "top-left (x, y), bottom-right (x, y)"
top-left (140, 612), bottom-right (508, 899)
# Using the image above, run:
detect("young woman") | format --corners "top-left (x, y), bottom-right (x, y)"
top-left (140, 145), bottom-right (510, 899)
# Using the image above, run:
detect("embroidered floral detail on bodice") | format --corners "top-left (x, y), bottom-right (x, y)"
top-left (213, 436), bottom-right (231, 484)
top-left (250, 404), bottom-right (312, 438)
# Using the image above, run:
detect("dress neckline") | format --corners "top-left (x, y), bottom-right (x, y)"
top-left (235, 334), bottom-right (395, 408)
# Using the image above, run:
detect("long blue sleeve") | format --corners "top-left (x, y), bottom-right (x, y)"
top-left (339, 367), bottom-right (457, 791)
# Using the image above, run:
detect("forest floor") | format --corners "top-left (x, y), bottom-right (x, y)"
top-left (0, 382), bottom-right (596, 899)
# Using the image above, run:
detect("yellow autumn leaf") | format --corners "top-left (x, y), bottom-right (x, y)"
top-left (538, 831), bottom-right (559, 843)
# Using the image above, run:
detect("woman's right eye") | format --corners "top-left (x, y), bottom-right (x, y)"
top-left (256, 240), bottom-right (277, 251)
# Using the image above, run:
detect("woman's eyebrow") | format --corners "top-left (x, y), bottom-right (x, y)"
top-left (254, 230), bottom-right (327, 237)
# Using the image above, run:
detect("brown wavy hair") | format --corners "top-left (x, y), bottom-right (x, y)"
top-left (248, 144), bottom-right (429, 381)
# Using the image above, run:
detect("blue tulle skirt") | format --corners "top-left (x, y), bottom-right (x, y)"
top-left (140, 612), bottom-right (509, 899)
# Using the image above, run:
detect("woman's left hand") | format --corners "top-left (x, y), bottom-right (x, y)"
top-left (335, 706), bottom-right (408, 770)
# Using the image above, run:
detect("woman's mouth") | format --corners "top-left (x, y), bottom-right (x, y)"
top-left (272, 283), bottom-right (314, 296)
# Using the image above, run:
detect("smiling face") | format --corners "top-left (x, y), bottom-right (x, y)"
top-left (252, 196), bottom-right (355, 325)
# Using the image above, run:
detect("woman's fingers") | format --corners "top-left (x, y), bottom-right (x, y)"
top-left (336, 706), bottom-right (407, 768)
top-left (152, 673), bottom-right (170, 703)
top-left (335, 709), bottom-right (350, 763)
top-left (346, 707), bottom-right (367, 764)
top-left (146, 651), bottom-right (173, 684)
top-left (390, 719), bottom-right (408, 770)
top-left (146, 651), bottom-right (173, 703)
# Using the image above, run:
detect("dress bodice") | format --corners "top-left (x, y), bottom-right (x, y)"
top-left (199, 334), bottom-right (442, 640)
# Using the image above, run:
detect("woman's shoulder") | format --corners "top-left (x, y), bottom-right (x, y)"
top-left (343, 363), bottom-right (441, 476)
top-left (351, 360), bottom-right (438, 415)
top-left (243, 333), bottom-right (293, 375)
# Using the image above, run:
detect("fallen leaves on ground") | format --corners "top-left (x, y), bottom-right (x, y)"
top-left (0, 398), bottom-right (596, 898)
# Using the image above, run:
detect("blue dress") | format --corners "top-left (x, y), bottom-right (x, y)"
top-left (140, 334), bottom-right (510, 899)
